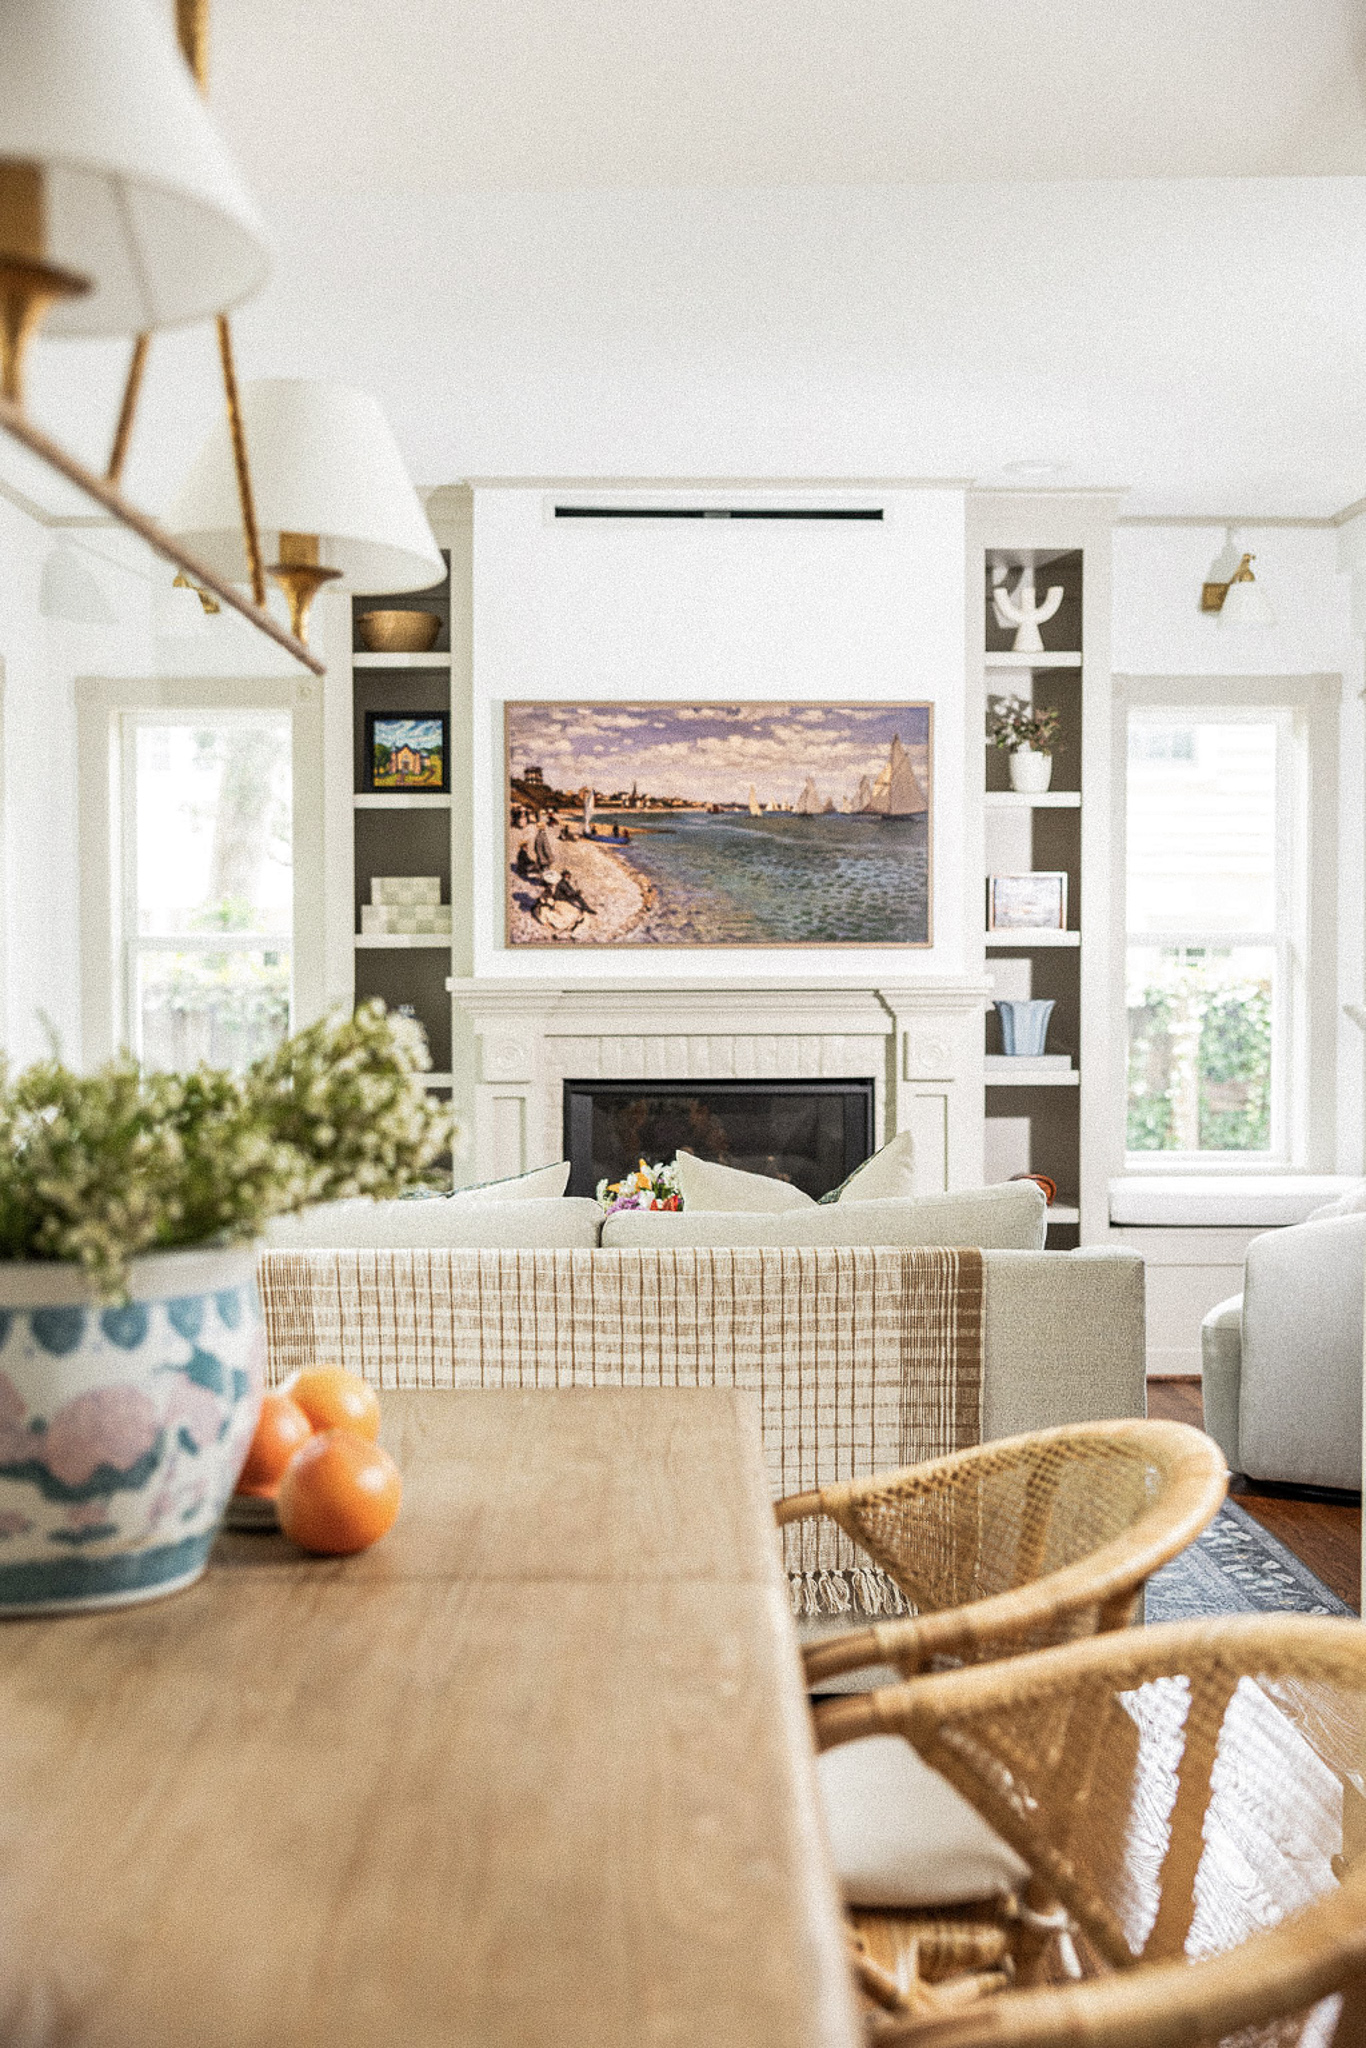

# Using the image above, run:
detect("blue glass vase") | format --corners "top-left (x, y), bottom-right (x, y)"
top-left (994, 998), bottom-right (1055, 1057)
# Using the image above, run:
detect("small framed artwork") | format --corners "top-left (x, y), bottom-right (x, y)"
top-left (988, 872), bottom-right (1068, 931)
top-left (364, 712), bottom-right (449, 792)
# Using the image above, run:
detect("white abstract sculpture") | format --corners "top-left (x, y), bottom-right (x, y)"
top-left (992, 565), bottom-right (1064, 653)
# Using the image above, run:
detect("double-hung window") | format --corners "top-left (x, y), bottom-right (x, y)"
top-left (78, 677), bottom-right (325, 1072)
top-left (124, 710), bottom-right (294, 1071)
top-left (1121, 680), bottom-right (1333, 1169)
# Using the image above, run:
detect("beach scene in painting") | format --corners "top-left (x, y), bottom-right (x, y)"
top-left (505, 701), bottom-right (931, 947)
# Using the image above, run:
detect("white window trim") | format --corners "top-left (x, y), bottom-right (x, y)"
top-left (1111, 674), bottom-right (1341, 1176)
top-left (77, 675), bottom-right (325, 1066)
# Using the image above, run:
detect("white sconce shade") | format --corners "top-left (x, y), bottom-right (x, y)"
top-left (0, 0), bottom-right (270, 334)
top-left (39, 536), bottom-right (117, 624)
top-left (1218, 556), bottom-right (1276, 630)
top-left (171, 379), bottom-right (443, 594)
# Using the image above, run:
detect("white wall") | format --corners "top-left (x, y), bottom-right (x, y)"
top-left (469, 485), bottom-right (968, 980)
top-left (1112, 519), bottom-right (1365, 1175)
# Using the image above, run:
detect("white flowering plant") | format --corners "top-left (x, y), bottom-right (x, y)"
top-left (0, 1001), bottom-right (453, 1294)
top-left (595, 1159), bottom-right (681, 1216)
top-left (986, 696), bottom-right (1062, 753)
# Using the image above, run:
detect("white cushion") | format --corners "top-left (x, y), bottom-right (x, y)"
top-left (449, 1161), bottom-right (570, 1205)
top-left (817, 1736), bottom-right (1028, 1908)
top-left (1305, 1179), bottom-right (1366, 1224)
top-left (672, 1151), bottom-right (816, 1213)
top-left (262, 1194), bottom-right (601, 1250)
top-left (1108, 1175), bottom-right (1359, 1229)
top-left (601, 1183), bottom-right (1046, 1250)
top-left (831, 1129), bottom-right (917, 1204)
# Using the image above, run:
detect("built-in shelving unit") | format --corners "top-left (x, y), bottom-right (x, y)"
top-left (979, 539), bottom-right (1087, 1246)
top-left (973, 504), bottom-right (1119, 1247)
top-left (348, 554), bottom-right (457, 1096)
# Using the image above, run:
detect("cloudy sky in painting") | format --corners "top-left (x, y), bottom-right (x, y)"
top-left (505, 701), bottom-right (931, 808)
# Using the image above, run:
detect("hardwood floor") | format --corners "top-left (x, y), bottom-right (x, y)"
top-left (1147, 1378), bottom-right (1361, 1612)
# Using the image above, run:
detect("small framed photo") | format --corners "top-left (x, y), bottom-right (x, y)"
top-left (365, 712), bottom-right (449, 792)
top-left (988, 872), bottom-right (1068, 931)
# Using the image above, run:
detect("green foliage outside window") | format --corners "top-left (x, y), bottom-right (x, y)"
top-left (1127, 954), bottom-right (1272, 1153)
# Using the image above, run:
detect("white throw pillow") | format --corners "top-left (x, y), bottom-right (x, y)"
top-left (262, 1194), bottom-right (600, 1250)
top-left (817, 1735), bottom-right (1028, 1908)
top-left (449, 1161), bottom-right (571, 1205)
top-left (829, 1129), bottom-right (917, 1204)
top-left (672, 1151), bottom-right (816, 1213)
top-left (1306, 1180), bottom-right (1366, 1224)
top-left (601, 1182), bottom-right (1046, 1251)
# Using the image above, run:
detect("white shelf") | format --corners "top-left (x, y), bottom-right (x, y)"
top-left (985, 1068), bottom-right (1080, 1088)
top-left (985, 929), bottom-right (1081, 948)
top-left (1046, 1205), bottom-right (1080, 1225)
top-left (423, 1071), bottom-right (454, 1088)
top-left (354, 934), bottom-right (452, 949)
top-left (352, 651), bottom-right (452, 668)
top-left (353, 793), bottom-right (453, 810)
top-left (984, 651), bottom-right (1081, 669)
top-left (984, 791), bottom-right (1081, 809)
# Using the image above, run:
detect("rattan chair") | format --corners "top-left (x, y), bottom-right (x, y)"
top-left (776, 1419), bottom-right (1227, 1686)
top-left (815, 1614), bottom-right (1366, 2045)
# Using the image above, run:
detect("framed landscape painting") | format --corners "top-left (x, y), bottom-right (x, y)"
top-left (503, 700), bottom-right (932, 947)
top-left (365, 712), bottom-right (449, 792)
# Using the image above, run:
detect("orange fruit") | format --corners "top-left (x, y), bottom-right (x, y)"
top-left (287, 1365), bottom-right (381, 1442)
top-left (276, 1430), bottom-right (402, 1555)
top-left (235, 1391), bottom-right (314, 1498)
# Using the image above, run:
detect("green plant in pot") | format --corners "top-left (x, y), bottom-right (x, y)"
top-left (0, 1002), bottom-right (451, 1615)
top-left (987, 696), bottom-right (1062, 794)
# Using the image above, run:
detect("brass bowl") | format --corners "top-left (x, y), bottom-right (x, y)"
top-left (357, 609), bottom-right (442, 654)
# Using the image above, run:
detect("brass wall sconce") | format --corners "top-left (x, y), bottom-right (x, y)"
top-left (1201, 550), bottom-right (1276, 629)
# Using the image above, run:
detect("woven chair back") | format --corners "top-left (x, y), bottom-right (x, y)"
top-left (818, 1614), bottom-right (1366, 2047)
top-left (792, 1420), bottom-right (1227, 1675)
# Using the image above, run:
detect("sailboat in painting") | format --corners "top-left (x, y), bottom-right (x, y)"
top-left (860, 734), bottom-right (927, 818)
top-left (748, 784), bottom-right (761, 816)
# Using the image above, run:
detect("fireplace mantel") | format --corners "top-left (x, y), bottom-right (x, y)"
top-left (448, 976), bottom-right (989, 1192)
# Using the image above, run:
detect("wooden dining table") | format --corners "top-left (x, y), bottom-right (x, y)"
top-left (0, 1386), bottom-right (860, 2048)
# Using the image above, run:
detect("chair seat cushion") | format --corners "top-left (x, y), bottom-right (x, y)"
top-left (817, 1735), bottom-right (1029, 1908)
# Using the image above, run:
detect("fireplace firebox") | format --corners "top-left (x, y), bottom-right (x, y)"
top-left (563, 1078), bottom-right (874, 1201)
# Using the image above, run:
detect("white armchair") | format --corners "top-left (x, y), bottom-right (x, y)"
top-left (1200, 1212), bottom-right (1365, 1490)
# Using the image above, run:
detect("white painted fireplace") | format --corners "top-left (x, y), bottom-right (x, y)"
top-left (448, 977), bottom-right (989, 1191)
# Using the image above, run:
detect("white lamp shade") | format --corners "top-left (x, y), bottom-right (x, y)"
top-left (171, 378), bottom-right (444, 594)
top-left (0, 0), bottom-right (270, 334)
top-left (1219, 575), bottom-right (1276, 629)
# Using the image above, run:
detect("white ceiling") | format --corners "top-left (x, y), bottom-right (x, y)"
top-left (211, 0), bottom-right (1366, 188)
top-left (11, 2), bottom-right (1366, 518)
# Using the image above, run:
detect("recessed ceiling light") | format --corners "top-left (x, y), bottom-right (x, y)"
top-left (1001, 459), bottom-right (1067, 479)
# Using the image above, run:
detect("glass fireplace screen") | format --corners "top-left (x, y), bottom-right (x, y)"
top-left (563, 1078), bottom-right (875, 1201)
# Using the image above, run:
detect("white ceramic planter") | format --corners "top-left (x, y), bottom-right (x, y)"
top-left (1008, 747), bottom-right (1054, 794)
top-left (0, 1245), bottom-right (264, 1615)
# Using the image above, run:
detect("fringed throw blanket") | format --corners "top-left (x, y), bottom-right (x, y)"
top-left (258, 1244), bottom-right (984, 1616)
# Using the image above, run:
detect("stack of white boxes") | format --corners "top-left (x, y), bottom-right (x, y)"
top-left (360, 876), bottom-right (452, 936)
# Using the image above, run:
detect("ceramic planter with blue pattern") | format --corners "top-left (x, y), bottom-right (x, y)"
top-left (0, 1246), bottom-right (264, 1614)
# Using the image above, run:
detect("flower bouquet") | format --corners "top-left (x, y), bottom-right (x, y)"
top-left (595, 1159), bottom-right (682, 1216)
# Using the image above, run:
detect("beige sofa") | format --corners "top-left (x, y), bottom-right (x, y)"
top-left (259, 1242), bottom-right (1146, 1473)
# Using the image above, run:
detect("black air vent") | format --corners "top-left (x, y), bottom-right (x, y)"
top-left (552, 505), bottom-right (883, 521)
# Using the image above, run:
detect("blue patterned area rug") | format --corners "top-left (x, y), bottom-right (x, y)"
top-left (1146, 1499), bottom-right (1354, 1621)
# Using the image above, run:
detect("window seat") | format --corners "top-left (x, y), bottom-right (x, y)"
top-left (1108, 1175), bottom-right (1358, 1230)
